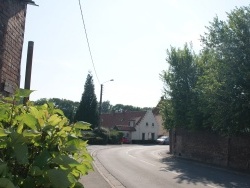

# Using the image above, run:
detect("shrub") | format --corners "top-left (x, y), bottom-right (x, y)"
top-left (108, 130), bottom-right (123, 144)
top-left (0, 89), bottom-right (93, 188)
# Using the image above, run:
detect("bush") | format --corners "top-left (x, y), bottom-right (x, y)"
top-left (0, 89), bottom-right (93, 188)
top-left (131, 140), bottom-right (156, 144)
top-left (108, 130), bottom-right (123, 144)
top-left (82, 128), bottom-right (123, 145)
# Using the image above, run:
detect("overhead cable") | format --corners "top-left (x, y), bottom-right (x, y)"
top-left (78, 0), bottom-right (100, 84)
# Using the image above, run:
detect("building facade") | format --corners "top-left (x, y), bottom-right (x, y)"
top-left (0, 0), bottom-right (27, 96)
top-left (101, 110), bottom-right (159, 141)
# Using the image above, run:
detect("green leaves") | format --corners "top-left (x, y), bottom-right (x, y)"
top-left (13, 142), bottom-right (29, 164)
top-left (0, 89), bottom-right (93, 187)
top-left (162, 5), bottom-right (250, 136)
top-left (15, 89), bottom-right (34, 98)
top-left (0, 178), bottom-right (15, 188)
top-left (0, 128), bottom-right (8, 137)
top-left (74, 121), bottom-right (91, 130)
top-left (52, 155), bottom-right (80, 168)
top-left (47, 169), bottom-right (72, 188)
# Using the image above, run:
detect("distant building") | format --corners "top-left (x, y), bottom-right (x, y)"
top-left (100, 110), bottom-right (159, 141)
top-left (152, 107), bottom-right (168, 137)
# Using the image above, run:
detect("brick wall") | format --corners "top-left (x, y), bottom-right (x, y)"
top-left (171, 128), bottom-right (250, 173)
top-left (0, 0), bottom-right (27, 95)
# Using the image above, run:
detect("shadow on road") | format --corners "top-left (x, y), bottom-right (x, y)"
top-left (160, 154), bottom-right (250, 188)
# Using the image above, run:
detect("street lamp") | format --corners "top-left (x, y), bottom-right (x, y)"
top-left (99, 79), bottom-right (114, 130)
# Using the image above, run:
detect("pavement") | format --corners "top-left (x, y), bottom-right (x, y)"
top-left (79, 146), bottom-right (124, 188)
top-left (80, 165), bottom-right (112, 188)
top-left (79, 145), bottom-right (250, 188)
top-left (79, 145), bottom-right (171, 188)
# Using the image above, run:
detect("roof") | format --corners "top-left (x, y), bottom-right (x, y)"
top-left (114, 125), bottom-right (136, 132)
top-left (100, 111), bottom-right (147, 129)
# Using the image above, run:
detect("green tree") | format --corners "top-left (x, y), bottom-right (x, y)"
top-left (74, 73), bottom-right (99, 129)
top-left (161, 44), bottom-right (201, 130)
top-left (101, 101), bottom-right (113, 113)
top-left (112, 104), bottom-right (143, 112)
top-left (199, 5), bottom-right (250, 135)
top-left (34, 98), bottom-right (79, 123)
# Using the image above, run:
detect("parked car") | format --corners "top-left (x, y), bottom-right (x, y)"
top-left (156, 136), bottom-right (169, 145)
top-left (121, 137), bottom-right (130, 144)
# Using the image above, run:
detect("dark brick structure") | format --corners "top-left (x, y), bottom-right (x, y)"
top-left (0, 0), bottom-right (27, 96)
top-left (171, 128), bottom-right (250, 173)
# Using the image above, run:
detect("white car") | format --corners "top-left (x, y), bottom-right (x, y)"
top-left (156, 136), bottom-right (169, 145)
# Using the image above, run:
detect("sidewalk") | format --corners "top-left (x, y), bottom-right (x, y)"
top-left (80, 165), bottom-right (112, 188)
top-left (80, 145), bottom-right (126, 188)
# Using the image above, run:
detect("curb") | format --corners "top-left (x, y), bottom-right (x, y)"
top-left (91, 149), bottom-right (125, 188)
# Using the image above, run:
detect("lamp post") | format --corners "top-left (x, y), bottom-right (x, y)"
top-left (99, 79), bottom-right (114, 130)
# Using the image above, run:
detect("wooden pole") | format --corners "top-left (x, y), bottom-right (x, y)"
top-left (23, 41), bottom-right (34, 104)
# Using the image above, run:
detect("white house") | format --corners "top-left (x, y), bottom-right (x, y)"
top-left (100, 110), bottom-right (159, 141)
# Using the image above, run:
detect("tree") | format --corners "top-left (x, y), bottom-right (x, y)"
top-left (199, 5), bottom-right (250, 135)
top-left (74, 73), bottom-right (99, 129)
top-left (101, 101), bottom-right (113, 113)
top-left (112, 104), bottom-right (143, 112)
top-left (161, 5), bottom-right (250, 135)
top-left (161, 44), bottom-right (201, 130)
top-left (34, 98), bottom-right (79, 123)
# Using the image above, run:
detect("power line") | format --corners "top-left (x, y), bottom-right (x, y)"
top-left (78, 0), bottom-right (100, 84)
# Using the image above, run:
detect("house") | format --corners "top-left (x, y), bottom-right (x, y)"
top-left (152, 107), bottom-right (169, 137)
top-left (100, 110), bottom-right (159, 141)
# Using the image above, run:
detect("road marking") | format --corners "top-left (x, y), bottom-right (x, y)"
top-left (126, 148), bottom-right (156, 166)
top-left (128, 154), bottom-right (136, 158)
top-left (160, 168), bottom-right (182, 175)
top-left (139, 159), bottom-right (156, 166)
top-left (206, 184), bottom-right (218, 188)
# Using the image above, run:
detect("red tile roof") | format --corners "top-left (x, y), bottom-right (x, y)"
top-left (114, 125), bottom-right (136, 131)
top-left (100, 111), bottom-right (147, 129)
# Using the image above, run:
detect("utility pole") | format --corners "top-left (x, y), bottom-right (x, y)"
top-left (23, 41), bottom-right (34, 105)
top-left (98, 84), bottom-right (103, 130)
top-left (98, 79), bottom-right (114, 130)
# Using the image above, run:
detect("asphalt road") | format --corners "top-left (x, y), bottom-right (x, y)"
top-left (88, 145), bottom-right (250, 188)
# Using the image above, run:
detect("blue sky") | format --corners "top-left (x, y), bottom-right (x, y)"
top-left (21, 0), bottom-right (250, 107)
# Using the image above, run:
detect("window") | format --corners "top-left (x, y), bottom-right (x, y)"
top-left (129, 121), bottom-right (135, 127)
top-left (146, 122), bottom-right (148, 126)
top-left (152, 123), bottom-right (154, 126)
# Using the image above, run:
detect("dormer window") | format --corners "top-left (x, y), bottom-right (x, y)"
top-left (129, 120), bottom-right (135, 127)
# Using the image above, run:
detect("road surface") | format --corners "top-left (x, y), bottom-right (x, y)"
top-left (90, 145), bottom-right (250, 188)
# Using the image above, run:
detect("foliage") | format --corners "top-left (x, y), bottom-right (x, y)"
top-left (34, 98), bottom-right (79, 123)
top-left (161, 44), bottom-right (201, 130)
top-left (100, 101), bottom-right (112, 114)
top-left (82, 128), bottom-right (123, 145)
top-left (74, 73), bottom-right (99, 129)
top-left (0, 89), bottom-right (93, 187)
top-left (108, 130), bottom-right (123, 144)
top-left (82, 127), bottom-right (109, 145)
top-left (199, 5), bottom-right (250, 135)
top-left (101, 102), bottom-right (150, 113)
top-left (161, 5), bottom-right (250, 136)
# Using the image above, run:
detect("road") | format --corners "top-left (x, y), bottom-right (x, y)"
top-left (89, 145), bottom-right (250, 188)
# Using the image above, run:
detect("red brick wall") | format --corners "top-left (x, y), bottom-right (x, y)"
top-left (172, 128), bottom-right (250, 172)
top-left (0, 0), bottom-right (27, 95)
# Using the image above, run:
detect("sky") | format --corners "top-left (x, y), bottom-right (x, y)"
top-left (21, 0), bottom-right (250, 108)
